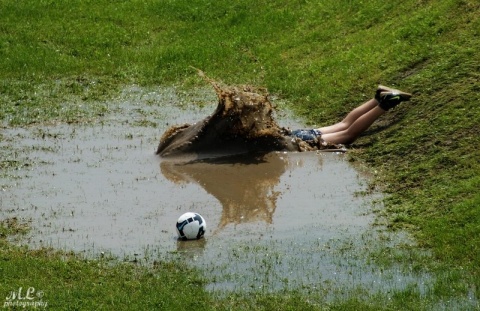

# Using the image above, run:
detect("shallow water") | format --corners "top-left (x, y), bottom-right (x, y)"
top-left (1, 86), bottom-right (434, 299)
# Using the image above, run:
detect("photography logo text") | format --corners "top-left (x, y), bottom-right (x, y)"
top-left (3, 287), bottom-right (48, 309)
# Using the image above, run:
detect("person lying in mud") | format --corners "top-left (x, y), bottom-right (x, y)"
top-left (290, 85), bottom-right (412, 146)
top-left (156, 78), bottom-right (412, 158)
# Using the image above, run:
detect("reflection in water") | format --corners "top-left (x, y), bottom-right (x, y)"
top-left (176, 238), bottom-right (207, 258)
top-left (161, 152), bottom-right (311, 229)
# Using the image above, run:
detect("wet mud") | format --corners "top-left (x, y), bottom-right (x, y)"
top-left (0, 85), bottom-right (432, 298)
top-left (157, 72), bottom-right (343, 159)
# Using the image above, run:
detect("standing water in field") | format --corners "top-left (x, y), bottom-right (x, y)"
top-left (0, 85), bottom-right (435, 301)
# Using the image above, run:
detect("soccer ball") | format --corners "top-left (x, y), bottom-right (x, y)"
top-left (176, 212), bottom-right (207, 240)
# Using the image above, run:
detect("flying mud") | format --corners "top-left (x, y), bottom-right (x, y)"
top-left (156, 71), bottom-right (342, 159)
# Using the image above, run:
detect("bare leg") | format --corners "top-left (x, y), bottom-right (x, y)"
top-left (317, 98), bottom-right (379, 134)
top-left (320, 106), bottom-right (385, 144)
top-left (298, 85), bottom-right (412, 145)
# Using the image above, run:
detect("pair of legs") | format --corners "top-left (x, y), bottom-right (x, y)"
top-left (319, 98), bottom-right (385, 144)
top-left (318, 85), bottom-right (412, 144)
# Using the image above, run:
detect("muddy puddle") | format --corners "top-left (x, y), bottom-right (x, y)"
top-left (1, 86), bottom-right (433, 299)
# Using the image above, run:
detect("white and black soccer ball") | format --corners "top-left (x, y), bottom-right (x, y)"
top-left (176, 212), bottom-right (207, 240)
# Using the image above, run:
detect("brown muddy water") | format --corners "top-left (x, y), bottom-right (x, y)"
top-left (1, 86), bottom-right (432, 299)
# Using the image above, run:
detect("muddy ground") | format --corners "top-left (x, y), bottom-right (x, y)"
top-left (0, 85), bottom-right (430, 298)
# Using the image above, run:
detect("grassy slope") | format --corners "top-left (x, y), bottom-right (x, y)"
top-left (1, 0), bottom-right (479, 309)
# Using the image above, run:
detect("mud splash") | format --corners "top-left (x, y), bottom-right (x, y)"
top-left (0, 85), bottom-right (433, 299)
top-left (157, 72), bottom-right (342, 159)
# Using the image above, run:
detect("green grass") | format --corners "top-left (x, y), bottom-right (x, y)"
top-left (1, 0), bottom-right (479, 309)
top-left (1, 220), bottom-right (211, 310)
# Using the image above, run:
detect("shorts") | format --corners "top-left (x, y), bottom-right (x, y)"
top-left (290, 129), bottom-right (322, 148)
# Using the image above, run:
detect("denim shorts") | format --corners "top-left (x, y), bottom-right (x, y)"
top-left (290, 129), bottom-right (322, 142)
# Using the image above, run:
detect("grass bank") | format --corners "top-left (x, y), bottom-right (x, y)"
top-left (1, 0), bottom-right (479, 309)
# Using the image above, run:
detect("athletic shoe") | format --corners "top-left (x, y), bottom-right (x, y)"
top-left (375, 85), bottom-right (412, 111)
